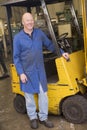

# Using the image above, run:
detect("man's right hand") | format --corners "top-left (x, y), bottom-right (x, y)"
top-left (20, 73), bottom-right (28, 83)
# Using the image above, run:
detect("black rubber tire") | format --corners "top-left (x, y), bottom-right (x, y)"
top-left (62, 95), bottom-right (87, 124)
top-left (14, 95), bottom-right (26, 114)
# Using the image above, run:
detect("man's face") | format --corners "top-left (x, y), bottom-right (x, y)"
top-left (22, 13), bottom-right (34, 31)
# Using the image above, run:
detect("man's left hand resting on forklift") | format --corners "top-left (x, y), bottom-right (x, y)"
top-left (62, 52), bottom-right (70, 61)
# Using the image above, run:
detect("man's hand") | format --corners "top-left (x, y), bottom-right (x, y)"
top-left (62, 52), bottom-right (70, 61)
top-left (20, 73), bottom-right (28, 83)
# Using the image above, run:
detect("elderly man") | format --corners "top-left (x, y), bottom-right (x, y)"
top-left (13, 12), bottom-right (69, 129)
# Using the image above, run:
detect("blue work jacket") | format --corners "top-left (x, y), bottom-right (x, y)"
top-left (13, 28), bottom-right (62, 94)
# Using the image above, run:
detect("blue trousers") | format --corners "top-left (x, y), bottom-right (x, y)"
top-left (24, 83), bottom-right (48, 121)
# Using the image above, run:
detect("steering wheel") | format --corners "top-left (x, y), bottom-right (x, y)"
top-left (57, 32), bottom-right (72, 53)
top-left (57, 32), bottom-right (68, 41)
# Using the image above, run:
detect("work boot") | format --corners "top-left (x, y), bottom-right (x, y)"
top-left (30, 119), bottom-right (38, 129)
top-left (39, 119), bottom-right (54, 128)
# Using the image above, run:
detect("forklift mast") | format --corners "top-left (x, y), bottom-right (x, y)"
top-left (81, 0), bottom-right (87, 75)
top-left (40, 0), bottom-right (61, 57)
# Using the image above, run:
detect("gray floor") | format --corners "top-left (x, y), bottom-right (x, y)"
top-left (0, 61), bottom-right (87, 130)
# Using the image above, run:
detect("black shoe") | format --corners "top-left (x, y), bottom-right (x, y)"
top-left (30, 119), bottom-right (38, 129)
top-left (39, 119), bottom-right (54, 128)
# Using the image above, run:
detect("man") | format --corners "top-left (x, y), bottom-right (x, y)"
top-left (13, 12), bottom-right (69, 129)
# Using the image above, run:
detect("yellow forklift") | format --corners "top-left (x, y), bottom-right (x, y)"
top-left (1, 0), bottom-right (87, 124)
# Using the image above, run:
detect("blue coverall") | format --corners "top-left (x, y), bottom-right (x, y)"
top-left (13, 28), bottom-right (61, 94)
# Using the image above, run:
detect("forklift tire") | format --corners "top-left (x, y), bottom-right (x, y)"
top-left (62, 95), bottom-right (87, 124)
top-left (14, 95), bottom-right (26, 114)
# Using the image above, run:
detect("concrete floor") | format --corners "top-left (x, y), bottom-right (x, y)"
top-left (1, 61), bottom-right (87, 130)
